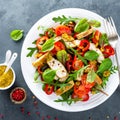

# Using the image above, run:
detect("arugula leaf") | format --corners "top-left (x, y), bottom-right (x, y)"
top-left (69, 47), bottom-right (87, 65)
top-left (56, 50), bottom-right (67, 65)
top-left (110, 66), bottom-right (118, 74)
top-left (69, 65), bottom-right (89, 80)
top-left (87, 70), bottom-right (97, 83)
top-left (27, 47), bottom-right (37, 57)
top-left (89, 20), bottom-right (101, 27)
top-left (52, 15), bottom-right (81, 24)
top-left (42, 69), bottom-right (56, 83)
top-left (10, 29), bottom-right (24, 41)
top-left (41, 38), bottom-right (55, 52)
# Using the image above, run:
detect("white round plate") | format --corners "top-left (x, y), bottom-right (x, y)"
top-left (21, 8), bottom-right (119, 112)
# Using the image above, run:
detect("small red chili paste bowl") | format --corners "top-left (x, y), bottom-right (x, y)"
top-left (10, 87), bottom-right (26, 104)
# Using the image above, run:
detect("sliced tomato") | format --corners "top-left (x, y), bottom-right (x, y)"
top-left (51, 41), bottom-right (65, 55)
top-left (73, 33), bottom-right (79, 39)
top-left (78, 39), bottom-right (90, 52)
top-left (55, 25), bottom-right (72, 36)
top-left (74, 84), bottom-right (90, 98)
top-left (71, 92), bottom-right (79, 99)
top-left (72, 56), bottom-right (83, 70)
top-left (36, 36), bottom-right (48, 50)
top-left (103, 45), bottom-right (115, 58)
top-left (81, 74), bottom-right (95, 89)
top-left (92, 30), bottom-right (101, 44)
top-left (44, 84), bottom-right (54, 95)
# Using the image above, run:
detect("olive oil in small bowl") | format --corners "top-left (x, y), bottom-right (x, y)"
top-left (0, 65), bottom-right (15, 90)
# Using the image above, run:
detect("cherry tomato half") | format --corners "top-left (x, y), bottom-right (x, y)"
top-left (92, 30), bottom-right (101, 44)
top-left (81, 74), bottom-right (95, 89)
top-left (78, 39), bottom-right (90, 52)
top-left (55, 25), bottom-right (72, 36)
top-left (103, 45), bottom-right (115, 58)
top-left (72, 56), bottom-right (83, 70)
top-left (44, 84), bottom-right (54, 95)
top-left (36, 36), bottom-right (48, 50)
top-left (51, 41), bottom-right (65, 55)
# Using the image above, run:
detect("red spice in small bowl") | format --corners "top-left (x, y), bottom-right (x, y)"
top-left (10, 87), bottom-right (26, 104)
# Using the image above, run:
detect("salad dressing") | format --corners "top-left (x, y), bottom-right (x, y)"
top-left (0, 65), bottom-right (13, 88)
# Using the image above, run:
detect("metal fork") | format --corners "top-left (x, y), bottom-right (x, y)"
top-left (103, 16), bottom-right (120, 84)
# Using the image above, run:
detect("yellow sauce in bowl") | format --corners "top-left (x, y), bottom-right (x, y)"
top-left (0, 65), bottom-right (14, 88)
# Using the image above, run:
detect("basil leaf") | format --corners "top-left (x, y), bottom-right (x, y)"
top-left (42, 69), bottom-right (56, 83)
top-left (87, 70), bottom-right (97, 83)
top-left (89, 20), bottom-right (101, 27)
top-left (74, 18), bottom-right (89, 33)
top-left (41, 38), bottom-right (55, 52)
top-left (97, 58), bottom-right (112, 73)
top-left (84, 50), bottom-right (99, 61)
top-left (10, 29), bottom-right (24, 41)
top-left (56, 50), bottom-right (67, 65)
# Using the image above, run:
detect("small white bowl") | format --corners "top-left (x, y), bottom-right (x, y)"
top-left (0, 64), bottom-right (15, 90)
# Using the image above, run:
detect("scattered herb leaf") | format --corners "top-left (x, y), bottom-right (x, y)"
top-left (10, 29), bottom-right (24, 41)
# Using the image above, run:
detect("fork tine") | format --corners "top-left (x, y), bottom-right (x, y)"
top-left (107, 17), bottom-right (114, 37)
top-left (109, 16), bottom-right (118, 35)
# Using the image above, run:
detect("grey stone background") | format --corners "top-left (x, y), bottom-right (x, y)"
top-left (0, 0), bottom-right (120, 120)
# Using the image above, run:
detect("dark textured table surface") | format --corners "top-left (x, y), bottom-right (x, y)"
top-left (0, 0), bottom-right (120, 120)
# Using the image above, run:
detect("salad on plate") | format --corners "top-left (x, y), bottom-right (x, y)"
top-left (27, 15), bottom-right (117, 105)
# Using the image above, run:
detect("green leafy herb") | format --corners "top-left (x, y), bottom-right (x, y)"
top-left (69, 65), bottom-right (89, 80)
top-left (42, 69), bottom-right (56, 83)
top-left (41, 38), bottom-right (55, 52)
top-left (34, 70), bottom-right (39, 81)
top-left (99, 33), bottom-right (109, 47)
top-left (84, 50), bottom-right (99, 61)
top-left (74, 18), bottom-right (89, 33)
top-left (10, 29), bottom-right (24, 41)
top-left (54, 98), bottom-right (82, 105)
top-left (97, 58), bottom-right (112, 73)
top-left (69, 47), bottom-right (87, 65)
top-left (52, 15), bottom-right (81, 24)
top-left (89, 20), bottom-right (101, 27)
top-left (87, 70), bottom-right (97, 83)
top-left (27, 47), bottom-right (37, 57)
top-left (56, 50), bottom-right (67, 65)
top-left (110, 66), bottom-right (118, 74)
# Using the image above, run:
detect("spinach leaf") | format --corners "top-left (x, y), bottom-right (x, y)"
top-left (10, 29), bottom-right (24, 41)
top-left (42, 69), bottom-right (56, 83)
top-left (84, 50), bottom-right (99, 61)
top-left (41, 38), bottom-right (55, 52)
top-left (34, 70), bottom-right (39, 81)
top-left (56, 50), bottom-right (67, 65)
top-left (89, 20), bottom-right (101, 27)
top-left (97, 58), bottom-right (112, 73)
top-left (74, 18), bottom-right (89, 33)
